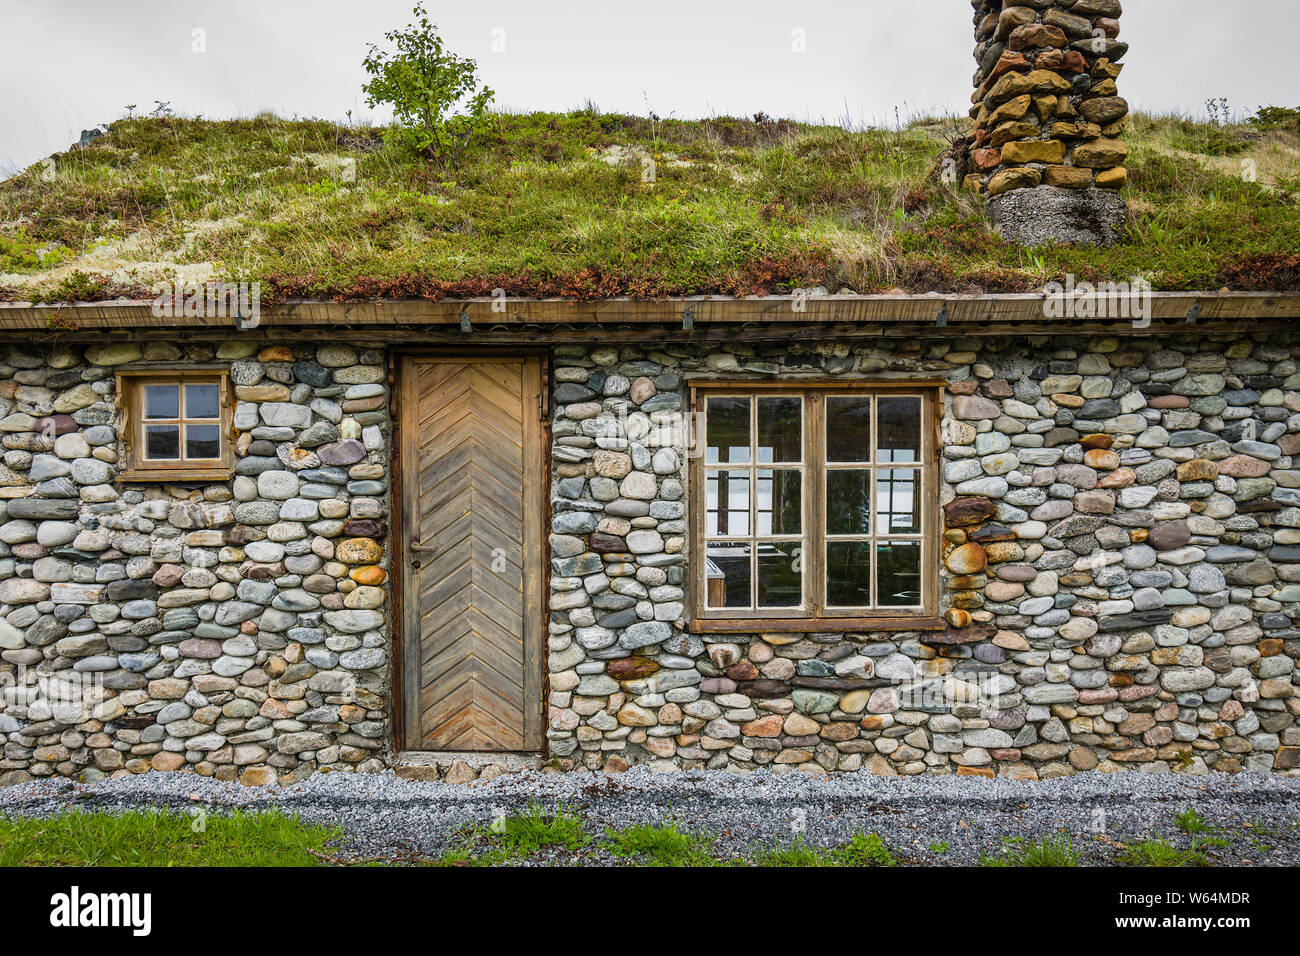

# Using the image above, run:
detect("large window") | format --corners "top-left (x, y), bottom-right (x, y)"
top-left (118, 371), bottom-right (234, 481)
top-left (689, 383), bottom-right (940, 631)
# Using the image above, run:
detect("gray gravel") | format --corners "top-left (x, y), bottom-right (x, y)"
top-left (4, 768), bottom-right (1300, 866)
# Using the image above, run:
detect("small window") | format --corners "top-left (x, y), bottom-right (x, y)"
top-left (690, 384), bottom-right (940, 632)
top-left (118, 372), bottom-right (233, 481)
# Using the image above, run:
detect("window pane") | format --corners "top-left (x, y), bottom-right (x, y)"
top-left (827, 470), bottom-right (871, 535)
top-left (756, 469), bottom-right (801, 536)
top-left (827, 541), bottom-right (872, 607)
top-left (757, 545), bottom-right (802, 608)
top-left (826, 397), bottom-right (871, 462)
top-left (144, 425), bottom-right (180, 459)
top-left (878, 397), bottom-right (922, 463)
top-left (185, 424), bottom-right (221, 459)
top-left (706, 397), bottom-right (750, 464)
top-left (185, 383), bottom-right (220, 419)
top-left (757, 397), bottom-right (801, 463)
top-left (144, 385), bottom-right (178, 419)
top-left (877, 541), bottom-right (922, 607)
top-left (705, 471), bottom-right (750, 537)
top-left (706, 544), bottom-right (751, 609)
top-left (876, 468), bottom-right (920, 534)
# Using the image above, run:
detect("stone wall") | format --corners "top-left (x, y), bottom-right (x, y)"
top-left (0, 341), bottom-right (393, 786)
top-left (3, 330), bottom-right (1300, 785)
top-left (967, 0), bottom-right (1129, 244)
top-left (547, 334), bottom-right (1300, 779)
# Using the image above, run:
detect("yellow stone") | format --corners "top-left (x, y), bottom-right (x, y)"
top-left (335, 538), bottom-right (383, 564)
top-left (235, 384), bottom-right (291, 402)
top-left (988, 94), bottom-right (1033, 125)
top-left (839, 690), bottom-right (872, 714)
top-left (783, 713), bottom-right (821, 736)
top-left (1001, 139), bottom-right (1066, 164)
top-left (1042, 165), bottom-right (1094, 189)
top-left (343, 585), bottom-right (385, 610)
top-left (1096, 166), bottom-right (1127, 189)
top-left (1072, 138), bottom-right (1129, 169)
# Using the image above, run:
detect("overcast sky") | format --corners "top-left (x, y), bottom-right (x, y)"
top-left (3, 0), bottom-right (1298, 175)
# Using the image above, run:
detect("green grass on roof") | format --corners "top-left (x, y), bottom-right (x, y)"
top-left (1, 109), bottom-right (1298, 303)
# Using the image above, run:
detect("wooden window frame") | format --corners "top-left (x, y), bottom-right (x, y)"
top-left (116, 370), bottom-right (235, 482)
top-left (688, 380), bottom-right (944, 633)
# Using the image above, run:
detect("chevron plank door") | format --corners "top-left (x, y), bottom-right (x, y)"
top-left (399, 357), bottom-right (544, 751)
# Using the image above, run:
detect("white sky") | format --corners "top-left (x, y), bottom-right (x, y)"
top-left (2, 0), bottom-right (1298, 176)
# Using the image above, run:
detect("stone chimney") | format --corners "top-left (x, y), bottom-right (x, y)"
top-left (968, 0), bottom-right (1129, 245)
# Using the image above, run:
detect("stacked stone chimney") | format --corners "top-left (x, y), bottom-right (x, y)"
top-left (967, 0), bottom-right (1129, 245)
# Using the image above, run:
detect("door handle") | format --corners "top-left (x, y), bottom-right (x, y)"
top-left (411, 540), bottom-right (436, 569)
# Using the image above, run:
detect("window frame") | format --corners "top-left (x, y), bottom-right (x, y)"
top-left (688, 380), bottom-right (944, 633)
top-left (116, 369), bottom-right (235, 482)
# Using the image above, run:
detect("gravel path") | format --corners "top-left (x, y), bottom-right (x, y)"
top-left (4, 769), bottom-right (1299, 866)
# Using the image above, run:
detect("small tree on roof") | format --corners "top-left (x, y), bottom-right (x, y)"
top-left (362, 4), bottom-right (494, 163)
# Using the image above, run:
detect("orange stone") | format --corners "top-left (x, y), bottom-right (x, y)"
top-left (946, 542), bottom-right (988, 575)
top-left (350, 565), bottom-right (388, 586)
top-left (1098, 467), bottom-right (1135, 488)
top-left (957, 765), bottom-right (996, 778)
top-left (1083, 448), bottom-right (1120, 470)
top-left (741, 714), bottom-right (784, 737)
top-left (150, 751), bottom-right (186, 772)
top-left (945, 608), bottom-right (972, 628)
top-left (257, 346), bottom-right (295, 362)
top-left (1080, 433), bottom-right (1113, 450)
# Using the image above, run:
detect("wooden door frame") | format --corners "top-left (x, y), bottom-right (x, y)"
top-left (389, 348), bottom-right (552, 754)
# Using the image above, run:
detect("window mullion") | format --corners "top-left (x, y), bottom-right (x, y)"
top-left (807, 393), bottom-right (825, 618)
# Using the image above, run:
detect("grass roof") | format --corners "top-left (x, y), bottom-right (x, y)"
top-left (1, 110), bottom-right (1298, 304)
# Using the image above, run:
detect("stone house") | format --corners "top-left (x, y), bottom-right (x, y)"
top-left (1, 295), bottom-right (1298, 786)
top-left (1, 0), bottom-right (1299, 785)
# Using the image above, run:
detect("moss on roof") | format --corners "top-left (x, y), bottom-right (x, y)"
top-left (1, 110), bottom-right (1298, 304)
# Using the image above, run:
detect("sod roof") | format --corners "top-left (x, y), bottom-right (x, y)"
top-left (1, 111), bottom-right (1298, 306)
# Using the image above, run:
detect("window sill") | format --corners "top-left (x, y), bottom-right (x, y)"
top-left (688, 616), bottom-right (945, 634)
top-left (118, 467), bottom-right (236, 483)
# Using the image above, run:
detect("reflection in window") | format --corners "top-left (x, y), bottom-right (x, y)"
top-left (877, 542), bottom-right (922, 607)
top-left (876, 469), bottom-right (920, 534)
top-left (703, 395), bottom-right (805, 612)
top-left (706, 545), bottom-right (752, 608)
top-left (757, 397), bottom-right (802, 463)
top-left (706, 397), bottom-right (750, 464)
top-left (827, 397), bottom-right (871, 462)
top-left (877, 397), bottom-right (921, 463)
top-left (756, 470), bottom-right (801, 536)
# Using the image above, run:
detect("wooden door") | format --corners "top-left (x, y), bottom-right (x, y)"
top-left (399, 356), bottom-right (544, 751)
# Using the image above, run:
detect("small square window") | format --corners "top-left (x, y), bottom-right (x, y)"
top-left (118, 372), bottom-right (233, 481)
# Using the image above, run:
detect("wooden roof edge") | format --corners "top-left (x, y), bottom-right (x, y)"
top-left (0, 291), bottom-right (1297, 330)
